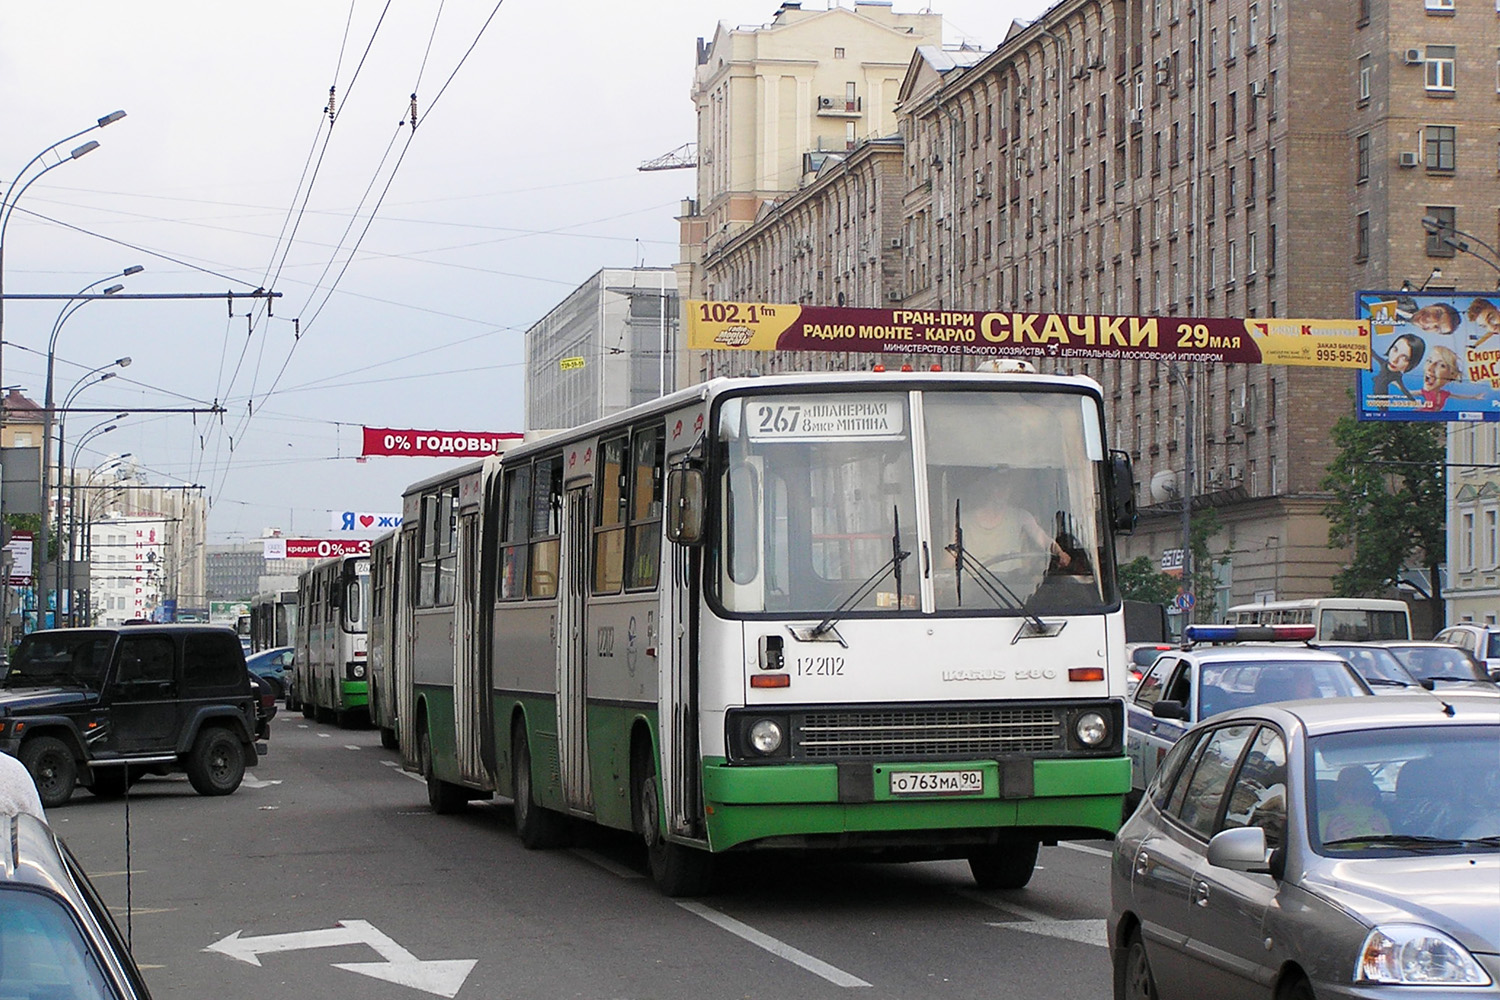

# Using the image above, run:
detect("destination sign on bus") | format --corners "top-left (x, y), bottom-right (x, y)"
top-left (687, 300), bottom-right (1370, 368)
top-left (745, 395), bottom-right (905, 441)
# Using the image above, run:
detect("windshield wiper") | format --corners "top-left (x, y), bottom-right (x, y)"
top-left (1363, 678), bottom-right (1414, 687)
top-left (810, 504), bottom-right (910, 638)
top-left (1323, 834), bottom-right (1471, 849)
top-left (946, 498), bottom-right (1050, 634)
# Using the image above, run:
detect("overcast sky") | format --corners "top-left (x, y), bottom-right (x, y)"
top-left (0, 0), bottom-right (1046, 543)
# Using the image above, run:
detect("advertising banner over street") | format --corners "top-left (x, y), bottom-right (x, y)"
top-left (264, 538), bottom-right (372, 560)
top-left (1357, 290), bottom-right (1500, 422)
top-left (362, 427), bottom-right (523, 457)
top-left (329, 510), bottom-right (402, 532)
top-left (686, 300), bottom-right (1370, 368)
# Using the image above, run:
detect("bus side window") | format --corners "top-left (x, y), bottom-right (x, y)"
top-left (529, 456), bottom-right (563, 598)
top-left (625, 425), bottom-right (665, 590)
top-left (594, 436), bottom-right (628, 594)
top-left (500, 464), bottom-right (531, 600)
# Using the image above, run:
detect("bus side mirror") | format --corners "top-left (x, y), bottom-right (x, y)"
top-left (1109, 450), bottom-right (1137, 533)
top-left (328, 588), bottom-right (343, 610)
top-left (666, 466), bottom-right (706, 546)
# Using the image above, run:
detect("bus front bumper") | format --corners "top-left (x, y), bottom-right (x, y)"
top-left (699, 755), bottom-right (1130, 852)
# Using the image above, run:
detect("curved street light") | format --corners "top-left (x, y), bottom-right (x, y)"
top-left (72, 452), bottom-right (133, 626)
top-left (50, 369), bottom-right (128, 622)
top-left (1421, 215), bottom-right (1500, 285)
top-left (39, 270), bottom-right (140, 605)
top-left (0, 111), bottom-right (126, 432)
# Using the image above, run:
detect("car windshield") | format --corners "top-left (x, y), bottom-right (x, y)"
top-left (1196, 658), bottom-right (1367, 718)
top-left (1385, 645), bottom-right (1490, 683)
top-left (1317, 645), bottom-right (1416, 687)
top-left (3, 633), bottom-right (114, 690)
top-left (1309, 724), bottom-right (1500, 854)
top-left (0, 887), bottom-right (120, 999)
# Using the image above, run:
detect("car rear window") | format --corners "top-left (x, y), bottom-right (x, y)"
top-left (182, 633), bottom-right (245, 691)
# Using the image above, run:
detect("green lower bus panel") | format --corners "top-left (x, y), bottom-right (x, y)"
top-left (700, 755), bottom-right (1130, 851)
top-left (339, 680), bottom-right (369, 710)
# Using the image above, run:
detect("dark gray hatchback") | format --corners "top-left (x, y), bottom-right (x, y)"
top-left (0, 625), bottom-right (262, 807)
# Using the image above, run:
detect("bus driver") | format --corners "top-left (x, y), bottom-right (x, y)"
top-left (960, 470), bottom-right (1070, 571)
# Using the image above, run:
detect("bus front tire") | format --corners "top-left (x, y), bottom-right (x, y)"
top-left (967, 836), bottom-right (1039, 890)
top-left (633, 746), bottom-right (714, 897)
top-left (420, 728), bottom-right (467, 815)
top-left (511, 726), bottom-right (567, 849)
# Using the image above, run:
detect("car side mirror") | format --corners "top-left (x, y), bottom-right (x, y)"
top-left (1151, 700), bottom-right (1187, 720)
top-left (1206, 826), bottom-right (1273, 874)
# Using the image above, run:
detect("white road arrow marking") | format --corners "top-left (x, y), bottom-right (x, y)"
top-left (986, 918), bottom-right (1108, 947)
top-left (241, 774), bottom-right (282, 788)
top-left (206, 919), bottom-right (476, 998)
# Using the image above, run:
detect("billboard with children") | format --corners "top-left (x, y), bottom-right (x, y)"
top-left (1357, 290), bottom-right (1500, 422)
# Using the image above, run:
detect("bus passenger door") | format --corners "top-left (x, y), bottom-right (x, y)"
top-left (454, 508), bottom-right (491, 788)
top-left (396, 529), bottom-right (421, 772)
top-left (659, 543), bottom-right (701, 840)
top-left (556, 486), bottom-right (593, 813)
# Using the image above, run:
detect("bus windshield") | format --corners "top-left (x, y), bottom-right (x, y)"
top-left (714, 389), bottom-right (1112, 617)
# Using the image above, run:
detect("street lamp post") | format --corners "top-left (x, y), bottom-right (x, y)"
top-left (1421, 215), bottom-right (1500, 285)
top-left (0, 112), bottom-right (126, 433)
top-left (40, 271), bottom-right (139, 612)
top-left (55, 376), bottom-right (128, 623)
top-left (62, 418), bottom-right (122, 624)
top-left (68, 454), bottom-right (131, 626)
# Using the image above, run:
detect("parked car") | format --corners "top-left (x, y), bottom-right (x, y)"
top-left (1124, 642), bottom-right (1175, 695)
top-left (1306, 641), bottom-right (1426, 693)
top-left (1126, 625), bottom-right (1371, 804)
top-left (247, 672), bottom-right (278, 740)
top-left (245, 645), bottom-right (294, 699)
top-left (0, 625), bottom-right (263, 807)
top-left (1111, 693), bottom-right (1500, 1000)
top-left (1379, 641), bottom-right (1496, 692)
top-left (1, 808), bottom-right (155, 998)
top-left (1434, 623), bottom-right (1500, 682)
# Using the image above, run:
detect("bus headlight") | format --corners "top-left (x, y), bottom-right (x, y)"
top-left (347, 663), bottom-right (367, 680)
top-left (748, 719), bottom-right (784, 755)
top-left (1074, 712), bottom-right (1108, 747)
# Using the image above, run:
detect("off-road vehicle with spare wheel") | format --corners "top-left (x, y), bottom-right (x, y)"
top-left (0, 624), bottom-right (263, 807)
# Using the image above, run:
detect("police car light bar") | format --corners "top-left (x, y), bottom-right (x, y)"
top-left (1182, 623), bottom-right (1317, 645)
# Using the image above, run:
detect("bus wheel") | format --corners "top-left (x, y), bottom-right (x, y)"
top-left (420, 728), bottom-right (466, 815)
top-left (633, 745), bottom-right (714, 897)
top-left (380, 727), bottom-right (399, 751)
top-left (511, 726), bottom-right (567, 849)
top-left (967, 836), bottom-right (1039, 890)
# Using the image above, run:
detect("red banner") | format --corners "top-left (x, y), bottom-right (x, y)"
top-left (362, 427), bottom-right (524, 458)
top-left (284, 538), bottom-right (370, 559)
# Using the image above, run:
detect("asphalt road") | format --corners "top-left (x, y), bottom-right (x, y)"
top-left (53, 717), bottom-right (1120, 1000)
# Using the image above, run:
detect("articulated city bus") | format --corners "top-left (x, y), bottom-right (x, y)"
top-left (404, 370), bottom-right (1137, 895)
top-left (291, 553), bottom-right (371, 726)
top-left (249, 587), bottom-right (297, 653)
top-left (366, 530), bottom-right (403, 750)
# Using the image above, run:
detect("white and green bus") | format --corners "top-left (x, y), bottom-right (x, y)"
top-left (403, 370), bottom-right (1138, 895)
top-left (291, 553), bottom-right (371, 726)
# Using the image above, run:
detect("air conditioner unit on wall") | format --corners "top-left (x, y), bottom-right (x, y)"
top-left (1227, 463), bottom-right (1241, 482)
top-left (1403, 49), bottom-right (1424, 65)
top-left (1250, 80), bottom-right (1266, 97)
top-left (1399, 150), bottom-right (1420, 167)
top-left (818, 95), bottom-right (835, 109)
top-left (1229, 407), bottom-right (1246, 427)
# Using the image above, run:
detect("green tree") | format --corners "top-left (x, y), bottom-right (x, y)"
top-left (1116, 508), bottom-right (1225, 624)
top-left (1320, 412), bottom-right (1444, 608)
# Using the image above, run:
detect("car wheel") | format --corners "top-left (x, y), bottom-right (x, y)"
top-left (633, 741), bottom-right (713, 896)
top-left (967, 837), bottom-right (1039, 890)
top-left (1114, 926), bottom-right (1158, 1000)
top-left (89, 767), bottom-right (130, 798)
top-left (21, 736), bottom-right (77, 808)
top-left (420, 728), bottom-right (466, 815)
top-left (185, 727), bottom-right (246, 796)
top-left (511, 725), bottom-right (567, 848)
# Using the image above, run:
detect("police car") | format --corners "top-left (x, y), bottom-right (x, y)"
top-left (1124, 624), bottom-right (1373, 806)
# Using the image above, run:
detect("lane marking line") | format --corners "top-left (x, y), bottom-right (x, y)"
top-left (677, 901), bottom-right (871, 988)
top-left (345, 745), bottom-right (361, 751)
top-left (317, 733), bottom-right (331, 739)
top-left (984, 918), bottom-right (1109, 948)
top-left (382, 760), bottom-right (426, 784)
top-left (952, 889), bottom-right (1051, 922)
top-left (569, 849), bottom-right (644, 879)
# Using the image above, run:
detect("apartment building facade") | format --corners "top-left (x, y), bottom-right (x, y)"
top-left (683, 0), bottom-right (1500, 616)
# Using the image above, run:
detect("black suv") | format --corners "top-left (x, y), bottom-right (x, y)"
top-left (0, 624), bottom-right (263, 807)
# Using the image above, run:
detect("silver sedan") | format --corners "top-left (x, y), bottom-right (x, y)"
top-left (1110, 693), bottom-right (1500, 999)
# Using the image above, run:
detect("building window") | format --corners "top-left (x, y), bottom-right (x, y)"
top-left (1356, 133), bottom-right (1371, 181)
top-left (834, 47), bottom-right (845, 58)
top-left (1425, 0), bottom-right (1455, 10)
top-left (1227, 239), bottom-right (1237, 282)
top-left (1248, 4), bottom-right (1260, 46)
top-left (1268, 223), bottom-right (1277, 271)
top-left (1426, 45), bottom-right (1456, 91)
top-left (1209, 27), bottom-right (1219, 70)
top-left (1425, 125), bottom-right (1456, 170)
top-left (1426, 205), bottom-right (1457, 256)
top-left (1487, 508), bottom-right (1499, 568)
top-left (1248, 231), bottom-right (1259, 276)
top-left (1227, 92), bottom-right (1238, 135)
top-left (1358, 54), bottom-right (1373, 101)
top-left (1356, 211), bottom-right (1371, 261)
top-left (1462, 510), bottom-right (1475, 571)
top-left (1227, 17), bottom-right (1239, 60)
top-left (1268, 146), bottom-right (1277, 195)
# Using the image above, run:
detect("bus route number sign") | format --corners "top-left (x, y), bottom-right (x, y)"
top-left (888, 769), bottom-right (984, 796)
top-left (746, 395), bottom-right (905, 442)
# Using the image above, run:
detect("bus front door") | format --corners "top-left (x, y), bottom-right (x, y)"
top-left (557, 486), bottom-right (593, 814)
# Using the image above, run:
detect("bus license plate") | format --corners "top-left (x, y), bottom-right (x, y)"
top-left (888, 770), bottom-right (983, 796)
